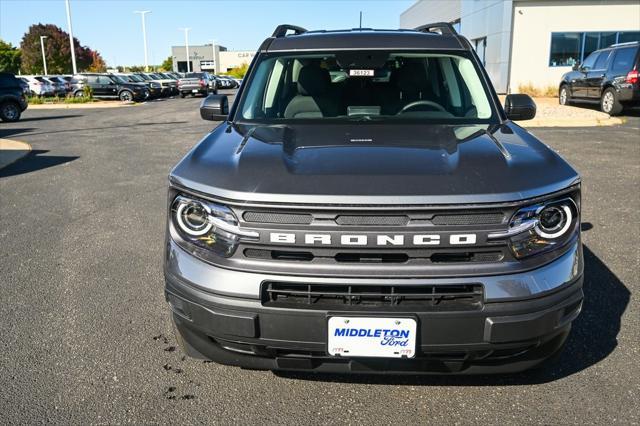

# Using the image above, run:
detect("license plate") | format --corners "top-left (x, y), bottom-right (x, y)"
top-left (328, 317), bottom-right (416, 358)
top-left (192, 89), bottom-right (198, 93)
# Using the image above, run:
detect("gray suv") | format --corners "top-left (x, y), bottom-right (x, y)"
top-left (164, 24), bottom-right (583, 374)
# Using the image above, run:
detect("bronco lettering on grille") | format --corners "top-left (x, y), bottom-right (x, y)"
top-left (269, 233), bottom-right (478, 246)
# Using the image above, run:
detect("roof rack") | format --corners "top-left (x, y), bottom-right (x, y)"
top-left (272, 24), bottom-right (308, 38)
top-left (414, 22), bottom-right (458, 36)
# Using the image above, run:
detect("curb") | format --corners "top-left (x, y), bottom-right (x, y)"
top-left (0, 138), bottom-right (32, 170)
top-left (521, 117), bottom-right (624, 127)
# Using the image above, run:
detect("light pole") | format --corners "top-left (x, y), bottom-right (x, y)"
top-left (65, 0), bottom-right (78, 74)
top-left (179, 28), bottom-right (191, 73)
top-left (40, 36), bottom-right (48, 75)
top-left (134, 10), bottom-right (151, 71)
top-left (210, 39), bottom-right (216, 73)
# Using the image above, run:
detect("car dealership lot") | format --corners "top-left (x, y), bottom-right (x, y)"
top-left (0, 96), bottom-right (638, 424)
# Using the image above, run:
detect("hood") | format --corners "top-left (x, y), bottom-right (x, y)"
top-left (170, 122), bottom-right (580, 205)
top-left (122, 82), bottom-right (147, 90)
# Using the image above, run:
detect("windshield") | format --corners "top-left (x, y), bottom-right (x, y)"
top-left (136, 74), bottom-right (151, 81)
top-left (185, 72), bottom-right (205, 78)
top-left (237, 51), bottom-right (495, 123)
top-left (127, 74), bottom-right (143, 82)
top-left (111, 75), bottom-right (127, 84)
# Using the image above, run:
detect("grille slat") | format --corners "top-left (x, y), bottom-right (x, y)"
top-left (263, 282), bottom-right (483, 310)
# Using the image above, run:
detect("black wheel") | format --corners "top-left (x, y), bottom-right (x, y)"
top-left (0, 101), bottom-right (21, 122)
top-left (74, 91), bottom-right (84, 98)
top-left (119, 90), bottom-right (134, 102)
top-left (180, 92), bottom-right (186, 98)
top-left (559, 85), bottom-right (570, 106)
top-left (601, 88), bottom-right (623, 115)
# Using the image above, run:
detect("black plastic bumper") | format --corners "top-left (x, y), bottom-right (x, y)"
top-left (165, 272), bottom-right (583, 374)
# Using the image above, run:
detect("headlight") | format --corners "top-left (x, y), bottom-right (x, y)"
top-left (150, 82), bottom-right (161, 89)
top-left (171, 195), bottom-right (258, 258)
top-left (489, 194), bottom-right (579, 259)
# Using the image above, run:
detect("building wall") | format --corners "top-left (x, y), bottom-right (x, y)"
top-left (218, 51), bottom-right (256, 73)
top-left (400, 0), bottom-right (514, 93)
top-left (400, 0), bottom-right (461, 28)
top-left (171, 46), bottom-right (255, 74)
top-left (510, 0), bottom-right (640, 92)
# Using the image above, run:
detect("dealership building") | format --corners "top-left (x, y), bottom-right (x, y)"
top-left (400, 0), bottom-right (640, 93)
top-left (170, 44), bottom-right (255, 74)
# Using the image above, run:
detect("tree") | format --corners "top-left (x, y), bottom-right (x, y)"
top-left (86, 51), bottom-right (106, 72)
top-left (226, 63), bottom-right (249, 78)
top-left (160, 56), bottom-right (173, 71)
top-left (19, 23), bottom-right (101, 74)
top-left (128, 65), bottom-right (145, 72)
top-left (0, 39), bottom-right (21, 73)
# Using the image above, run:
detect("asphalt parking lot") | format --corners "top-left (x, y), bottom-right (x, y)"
top-left (0, 93), bottom-right (638, 424)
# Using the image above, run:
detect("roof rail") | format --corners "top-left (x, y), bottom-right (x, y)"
top-left (414, 22), bottom-right (457, 36)
top-left (272, 24), bottom-right (308, 38)
top-left (610, 41), bottom-right (639, 47)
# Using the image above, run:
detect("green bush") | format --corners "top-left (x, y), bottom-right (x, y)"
top-left (82, 85), bottom-right (93, 98)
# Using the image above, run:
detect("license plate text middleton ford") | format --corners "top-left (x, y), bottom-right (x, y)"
top-left (328, 317), bottom-right (417, 358)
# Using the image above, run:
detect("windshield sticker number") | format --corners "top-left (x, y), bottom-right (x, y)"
top-left (349, 69), bottom-right (374, 77)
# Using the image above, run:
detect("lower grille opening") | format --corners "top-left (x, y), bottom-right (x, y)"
top-left (244, 249), bottom-right (504, 264)
top-left (244, 248), bottom-right (314, 261)
top-left (262, 282), bottom-right (483, 310)
top-left (335, 253), bottom-right (409, 263)
top-left (431, 251), bottom-right (504, 263)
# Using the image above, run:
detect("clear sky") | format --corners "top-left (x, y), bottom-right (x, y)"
top-left (0, 0), bottom-right (414, 67)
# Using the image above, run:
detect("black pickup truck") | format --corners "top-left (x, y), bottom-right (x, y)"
top-left (164, 24), bottom-right (583, 375)
top-left (0, 72), bottom-right (28, 122)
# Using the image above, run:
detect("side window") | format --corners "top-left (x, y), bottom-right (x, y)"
top-left (593, 50), bottom-right (612, 70)
top-left (611, 47), bottom-right (638, 73)
top-left (87, 75), bottom-right (99, 84)
top-left (580, 52), bottom-right (600, 70)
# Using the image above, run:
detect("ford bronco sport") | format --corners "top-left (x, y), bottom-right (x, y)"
top-left (164, 24), bottom-right (583, 374)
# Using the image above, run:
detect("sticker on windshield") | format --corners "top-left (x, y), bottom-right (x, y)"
top-left (349, 69), bottom-right (374, 77)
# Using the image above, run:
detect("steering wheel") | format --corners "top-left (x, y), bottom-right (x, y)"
top-left (398, 100), bottom-right (447, 114)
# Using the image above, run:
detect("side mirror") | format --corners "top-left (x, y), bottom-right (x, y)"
top-left (572, 63), bottom-right (580, 71)
top-left (200, 94), bottom-right (229, 121)
top-left (505, 94), bottom-right (536, 121)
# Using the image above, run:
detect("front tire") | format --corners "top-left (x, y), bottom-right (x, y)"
top-left (0, 101), bottom-right (21, 122)
top-left (119, 90), bottom-right (134, 102)
top-left (601, 88), bottom-right (623, 115)
top-left (559, 85), bottom-right (570, 106)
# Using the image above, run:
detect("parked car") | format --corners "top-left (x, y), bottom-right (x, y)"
top-left (134, 72), bottom-right (176, 97)
top-left (46, 76), bottom-right (72, 94)
top-left (70, 73), bottom-right (149, 101)
top-left (177, 72), bottom-right (217, 97)
top-left (559, 41), bottom-right (639, 115)
top-left (157, 72), bottom-right (180, 95)
top-left (215, 75), bottom-right (234, 89)
top-left (165, 23), bottom-right (583, 374)
top-left (0, 72), bottom-right (28, 122)
top-left (43, 76), bottom-right (67, 97)
top-left (115, 73), bottom-right (162, 98)
top-left (20, 75), bottom-right (54, 97)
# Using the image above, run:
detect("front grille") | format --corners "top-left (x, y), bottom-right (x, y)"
top-left (262, 282), bottom-right (483, 310)
top-left (243, 211), bottom-right (313, 224)
top-left (243, 248), bottom-right (504, 264)
top-left (431, 213), bottom-right (505, 226)
top-left (335, 215), bottom-right (409, 226)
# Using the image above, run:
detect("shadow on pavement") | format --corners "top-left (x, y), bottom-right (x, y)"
top-left (17, 114), bottom-right (84, 122)
top-left (0, 149), bottom-right (78, 178)
top-left (0, 128), bottom-right (36, 139)
top-left (15, 121), bottom-right (190, 137)
top-left (274, 241), bottom-right (629, 386)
